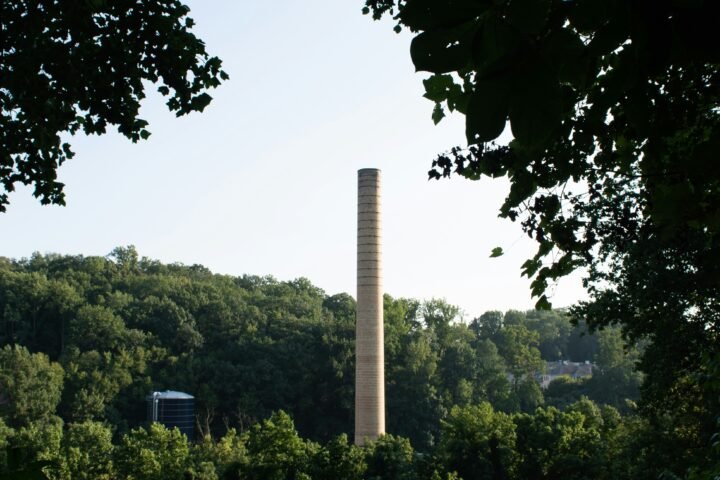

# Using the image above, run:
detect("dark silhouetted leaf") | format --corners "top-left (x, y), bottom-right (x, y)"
top-left (509, 67), bottom-right (561, 149)
top-left (423, 74), bottom-right (457, 102)
top-left (401, 0), bottom-right (490, 30)
top-left (534, 295), bottom-right (551, 310)
top-left (432, 103), bottom-right (446, 124)
top-left (568, 0), bottom-right (611, 33)
top-left (466, 77), bottom-right (510, 143)
top-left (541, 27), bottom-right (586, 86)
top-left (472, 16), bottom-right (525, 79)
top-left (411, 25), bottom-right (475, 73)
top-left (507, 0), bottom-right (550, 35)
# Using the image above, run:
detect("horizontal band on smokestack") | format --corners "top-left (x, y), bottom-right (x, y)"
top-left (358, 262), bottom-right (382, 269)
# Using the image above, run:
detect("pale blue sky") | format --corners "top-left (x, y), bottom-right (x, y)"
top-left (1, 0), bottom-right (586, 318)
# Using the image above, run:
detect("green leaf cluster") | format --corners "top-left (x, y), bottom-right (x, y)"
top-left (0, 1), bottom-right (228, 211)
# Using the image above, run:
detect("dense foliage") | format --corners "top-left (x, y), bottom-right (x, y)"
top-left (0, 0), bottom-right (227, 211)
top-left (0, 249), bottom-right (668, 479)
top-left (362, 0), bottom-right (719, 308)
top-left (362, 0), bottom-right (720, 476)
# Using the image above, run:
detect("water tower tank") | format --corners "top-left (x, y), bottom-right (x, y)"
top-left (146, 390), bottom-right (194, 440)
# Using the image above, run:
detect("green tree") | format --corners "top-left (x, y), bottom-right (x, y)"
top-left (0, 1), bottom-right (228, 211)
top-left (0, 345), bottom-right (63, 428)
top-left (420, 298), bottom-right (461, 338)
top-left (386, 329), bottom-right (442, 449)
top-left (190, 429), bottom-right (247, 480)
top-left (513, 401), bottom-right (605, 480)
top-left (115, 423), bottom-right (191, 480)
top-left (0, 419), bottom-right (12, 472)
top-left (364, 434), bottom-right (416, 480)
top-left (502, 310), bottom-right (526, 328)
top-left (470, 338), bottom-right (513, 408)
top-left (544, 376), bottom-right (588, 410)
top-left (108, 246), bottom-right (140, 273)
top-left (436, 324), bottom-right (481, 407)
top-left (6, 415), bottom-right (63, 478)
top-left (67, 305), bottom-right (129, 353)
top-left (60, 347), bottom-right (146, 423)
top-left (584, 328), bottom-right (642, 412)
top-left (323, 293), bottom-right (357, 324)
top-left (60, 421), bottom-right (114, 480)
top-left (131, 296), bottom-right (204, 354)
top-left (0, 266), bottom-right (82, 358)
top-left (437, 403), bottom-right (517, 480)
top-left (494, 324), bottom-right (544, 382)
top-left (241, 411), bottom-right (312, 480)
top-left (514, 377), bottom-right (544, 414)
top-left (384, 295), bottom-right (420, 364)
top-left (566, 321), bottom-right (599, 362)
top-left (309, 434), bottom-right (366, 480)
top-left (470, 310), bottom-right (503, 340)
top-left (525, 309), bottom-right (572, 361)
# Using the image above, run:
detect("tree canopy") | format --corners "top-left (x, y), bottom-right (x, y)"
top-left (0, 0), bottom-right (227, 211)
top-left (363, 0), bottom-right (719, 474)
top-left (364, 0), bottom-right (718, 309)
top-left (1, 248), bottom-right (706, 477)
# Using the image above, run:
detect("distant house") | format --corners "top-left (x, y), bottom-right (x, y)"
top-left (537, 361), bottom-right (593, 389)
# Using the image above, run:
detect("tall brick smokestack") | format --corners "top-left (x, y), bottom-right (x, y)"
top-left (355, 168), bottom-right (385, 445)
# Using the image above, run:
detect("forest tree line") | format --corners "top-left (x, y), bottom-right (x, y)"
top-left (0, 248), bottom-right (706, 479)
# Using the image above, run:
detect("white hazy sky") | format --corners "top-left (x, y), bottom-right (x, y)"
top-left (1, 0), bottom-right (587, 318)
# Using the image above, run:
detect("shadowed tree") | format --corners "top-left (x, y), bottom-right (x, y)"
top-left (309, 433), bottom-right (366, 480)
top-left (362, 1), bottom-right (719, 474)
top-left (364, 434), bottom-right (416, 480)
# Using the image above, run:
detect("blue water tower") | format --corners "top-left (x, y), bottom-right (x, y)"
top-left (146, 390), bottom-right (195, 440)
